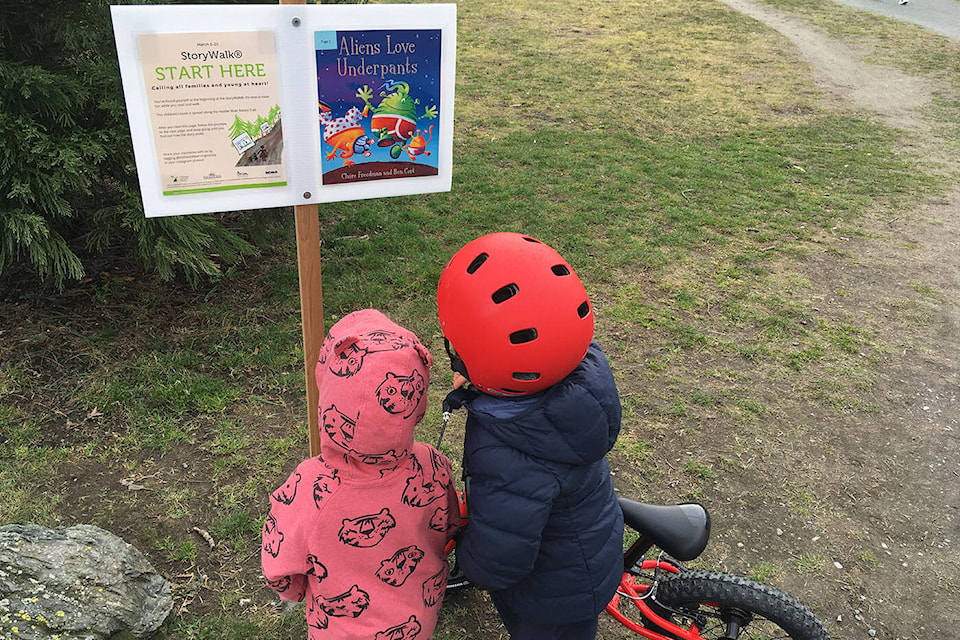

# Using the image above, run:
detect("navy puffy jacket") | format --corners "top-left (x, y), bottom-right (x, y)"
top-left (456, 341), bottom-right (624, 624)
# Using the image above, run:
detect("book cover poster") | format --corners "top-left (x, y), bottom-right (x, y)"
top-left (137, 30), bottom-right (286, 196)
top-left (315, 29), bottom-right (442, 185)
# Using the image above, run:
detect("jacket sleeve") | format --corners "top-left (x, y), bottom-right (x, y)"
top-left (457, 442), bottom-right (559, 591)
top-left (260, 464), bottom-right (313, 601)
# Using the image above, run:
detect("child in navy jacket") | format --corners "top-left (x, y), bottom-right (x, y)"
top-left (437, 232), bottom-right (624, 640)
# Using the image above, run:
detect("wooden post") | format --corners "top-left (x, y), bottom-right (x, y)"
top-left (295, 204), bottom-right (323, 458)
top-left (281, 0), bottom-right (323, 458)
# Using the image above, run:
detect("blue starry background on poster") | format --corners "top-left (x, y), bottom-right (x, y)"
top-left (315, 29), bottom-right (442, 183)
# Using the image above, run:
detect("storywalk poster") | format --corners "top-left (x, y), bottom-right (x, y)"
top-left (137, 30), bottom-right (286, 196)
top-left (112, 4), bottom-right (456, 218)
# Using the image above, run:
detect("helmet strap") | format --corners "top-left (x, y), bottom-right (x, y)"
top-left (443, 337), bottom-right (471, 380)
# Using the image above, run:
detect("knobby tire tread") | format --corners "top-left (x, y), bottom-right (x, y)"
top-left (655, 570), bottom-right (831, 640)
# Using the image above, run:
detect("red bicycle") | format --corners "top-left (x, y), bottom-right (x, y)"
top-left (447, 495), bottom-right (829, 639)
top-left (603, 498), bottom-right (830, 640)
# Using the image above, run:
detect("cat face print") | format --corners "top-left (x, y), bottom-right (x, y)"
top-left (306, 554), bottom-right (328, 581)
top-left (338, 507), bottom-right (396, 548)
top-left (322, 404), bottom-right (357, 450)
top-left (320, 584), bottom-right (370, 617)
top-left (313, 469), bottom-right (341, 507)
top-left (262, 513), bottom-right (284, 558)
top-left (429, 505), bottom-right (449, 532)
top-left (329, 339), bottom-right (369, 377)
top-left (365, 329), bottom-right (408, 352)
top-left (376, 545), bottom-right (425, 587)
top-left (376, 370), bottom-right (426, 419)
top-left (428, 448), bottom-right (452, 487)
top-left (319, 328), bottom-right (409, 379)
top-left (421, 565), bottom-right (447, 608)
top-left (402, 456), bottom-right (446, 508)
top-left (374, 615), bottom-right (422, 640)
top-left (355, 449), bottom-right (406, 467)
top-left (271, 472), bottom-right (301, 505)
top-left (308, 585), bottom-right (370, 631)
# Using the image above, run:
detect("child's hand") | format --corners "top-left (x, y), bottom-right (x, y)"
top-left (453, 372), bottom-right (470, 389)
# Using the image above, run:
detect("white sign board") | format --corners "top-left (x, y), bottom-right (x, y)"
top-left (111, 4), bottom-right (456, 217)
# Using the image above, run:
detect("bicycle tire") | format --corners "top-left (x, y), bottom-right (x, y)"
top-left (654, 570), bottom-right (831, 640)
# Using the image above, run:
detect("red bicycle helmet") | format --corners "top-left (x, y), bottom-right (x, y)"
top-left (437, 232), bottom-right (594, 396)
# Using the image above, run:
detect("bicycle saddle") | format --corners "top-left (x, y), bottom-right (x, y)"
top-left (618, 498), bottom-right (711, 562)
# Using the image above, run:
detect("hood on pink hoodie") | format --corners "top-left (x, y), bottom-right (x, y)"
top-left (315, 309), bottom-right (433, 471)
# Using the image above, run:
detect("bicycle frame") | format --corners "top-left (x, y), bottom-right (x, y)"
top-left (606, 556), bottom-right (707, 640)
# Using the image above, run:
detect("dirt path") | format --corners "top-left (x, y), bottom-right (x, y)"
top-left (712, 1), bottom-right (959, 638)
top-left (717, 0), bottom-right (935, 130)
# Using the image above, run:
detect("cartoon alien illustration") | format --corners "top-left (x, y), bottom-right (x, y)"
top-left (357, 81), bottom-right (437, 151)
top-left (396, 126), bottom-right (434, 162)
top-left (319, 101), bottom-right (377, 167)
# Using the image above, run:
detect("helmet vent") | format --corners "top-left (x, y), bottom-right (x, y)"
top-left (509, 328), bottom-right (538, 344)
top-left (466, 253), bottom-right (489, 274)
top-left (577, 301), bottom-right (590, 318)
top-left (492, 283), bottom-right (519, 304)
top-left (551, 264), bottom-right (571, 276)
top-left (512, 372), bottom-right (541, 381)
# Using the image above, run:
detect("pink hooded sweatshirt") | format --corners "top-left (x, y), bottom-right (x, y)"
top-left (262, 309), bottom-right (460, 640)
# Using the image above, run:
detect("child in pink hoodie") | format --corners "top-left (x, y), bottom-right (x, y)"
top-left (262, 309), bottom-right (460, 640)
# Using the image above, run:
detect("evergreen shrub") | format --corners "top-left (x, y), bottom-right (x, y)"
top-left (0, 0), bottom-right (279, 290)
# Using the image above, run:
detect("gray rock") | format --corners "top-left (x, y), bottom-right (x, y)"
top-left (0, 524), bottom-right (173, 640)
